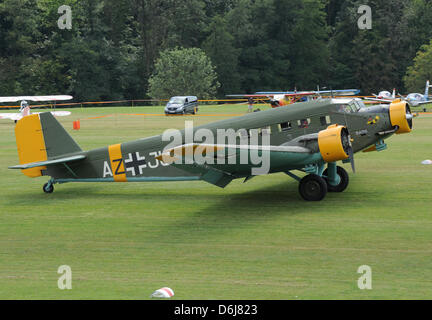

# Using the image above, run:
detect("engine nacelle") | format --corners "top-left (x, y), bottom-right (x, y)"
top-left (318, 125), bottom-right (350, 162)
top-left (389, 100), bottom-right (412, 134)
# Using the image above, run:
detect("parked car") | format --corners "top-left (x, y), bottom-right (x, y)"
top-left (165, 96), bottom-right (199, 115)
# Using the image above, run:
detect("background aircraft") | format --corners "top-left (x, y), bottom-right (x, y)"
top-left (227, 92), bottom-right (318, 108)
top-left (365, 81), bottom-right (432, 109)
top-left (255, 89), bottom-right (361, 96)
top-left (227, 89), bottom-right (360, 108)
top-left (405, 80), bottom-right (432, 107)
top-left (0, 95), bottom-right (72, 122)
top-left (9, 97), bottom-right (413, 201)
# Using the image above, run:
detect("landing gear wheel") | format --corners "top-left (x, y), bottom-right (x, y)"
top-left (43, 183), bottom-right (54, 194)
top-left (299, 174), bottom-right (328, 201)
top-left (323, 166), bottom-right (349, 193)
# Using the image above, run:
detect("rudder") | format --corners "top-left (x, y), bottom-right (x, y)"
top-left (15, 112), bottom-right (81, 178)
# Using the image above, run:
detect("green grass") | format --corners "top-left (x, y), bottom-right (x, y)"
top-left (0, 104), bottom-right (432, 299)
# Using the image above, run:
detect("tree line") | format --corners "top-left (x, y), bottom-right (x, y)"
top-left (0, 0), bottom-right (431, 101)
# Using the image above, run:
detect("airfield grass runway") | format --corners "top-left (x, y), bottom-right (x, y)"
top-left (0, 104), bottom-right (432, 299)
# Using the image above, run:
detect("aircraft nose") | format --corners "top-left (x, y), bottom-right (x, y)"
top-left (389, 100), bottom-right (413, 134)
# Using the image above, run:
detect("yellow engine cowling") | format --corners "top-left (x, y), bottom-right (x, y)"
top-left (318, 125), bottom-right (350, 162)
top-left (389, 100), bottom-right (412, 134)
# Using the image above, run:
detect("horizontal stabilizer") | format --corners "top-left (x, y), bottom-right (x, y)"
top-left (9, 154), bottom-right (86, 170)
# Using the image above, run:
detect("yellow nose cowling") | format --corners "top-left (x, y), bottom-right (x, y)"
top-left (318, 125), bottom-right (350, 162)
top-left (389, 100), bottom-right (412, 134)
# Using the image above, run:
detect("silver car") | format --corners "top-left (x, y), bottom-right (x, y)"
top-left (165, 96), bottom-right (199, 115)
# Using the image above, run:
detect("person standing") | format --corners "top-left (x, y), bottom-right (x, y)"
top-left (247, 97), bottom-right (254, 113)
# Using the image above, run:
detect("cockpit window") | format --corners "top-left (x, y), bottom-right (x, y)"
top-left (339, 104), bottom-right (353, 113)
top-left (349, 100), bottom-right (363, 112)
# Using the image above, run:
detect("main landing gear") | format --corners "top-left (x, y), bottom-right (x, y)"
top-left (43, 180), bottom-right (55, 194)
top-left (299, 174), bottom-right (328, 201)
top-left (322, 166), bottom-right (349, 193)
top-left (287, 163), bottom-right (350, 201)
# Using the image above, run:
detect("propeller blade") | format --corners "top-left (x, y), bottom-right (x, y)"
top-left (349, 147), bottom-right (356, 173)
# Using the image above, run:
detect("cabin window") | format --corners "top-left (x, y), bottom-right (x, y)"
top-left (298, 118), bottom-right (311, 128)
top-left (279, 122), bottom-right (292, 132)
top-left (320, 116), bottom-right (326, 126)
top-left (320, 115), bottom-right (331, 126)
top-left (260, 126), bottom-right (271, 136)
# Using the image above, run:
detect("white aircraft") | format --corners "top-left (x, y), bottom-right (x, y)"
top-left (365, 89), bottom-right (396, 102)
top-left (365, 81), bottom-right (432, 109)
top-left (0, 95), bottom-right (72, 123)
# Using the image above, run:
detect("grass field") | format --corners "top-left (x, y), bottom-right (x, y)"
top-left (0, 103), bottom-right (432, 299)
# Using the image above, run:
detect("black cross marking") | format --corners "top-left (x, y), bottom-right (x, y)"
top-left (125, 152), bottom-right (147, 176)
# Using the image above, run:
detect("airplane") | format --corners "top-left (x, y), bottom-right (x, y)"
top-left (227, 92), bottom-right (318, 108)
top-left (255, 89), bottom-right (361, 96)
top-left (405, 80), bottom-right (432, 108)
top-left (0, 95), bottom-right (73, 123)
top-left (365, 81), bottom-right (432, 109)
top-left (8, 97), bottom-right (413, 201)
top-left (227, 89), bottom-right (360, 108)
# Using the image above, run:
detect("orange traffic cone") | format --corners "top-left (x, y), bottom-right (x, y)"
top-left (73, 120), bottom-right (81, 130)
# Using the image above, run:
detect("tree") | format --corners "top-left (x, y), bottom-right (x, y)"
top-left (329, 0), bottom-right (410, 94)
top-left (147, 47), bottom-right (220, 99)
top-left (404, 40), bottom-right (432, 92)
top-left (202, 15), bottom-right (240, 96)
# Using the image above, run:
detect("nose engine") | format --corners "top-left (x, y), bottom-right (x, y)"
top-left (389, 100), bottom-right (413, 134)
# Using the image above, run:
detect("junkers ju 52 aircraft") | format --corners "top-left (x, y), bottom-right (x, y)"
top-left (9, 98), bottom-right (413, 201)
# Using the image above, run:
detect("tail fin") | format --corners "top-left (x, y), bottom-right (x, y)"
top-left (425, 80), bottom-right (431, 98)
top-left (15, 112), bottom-right (81, 177)
top-left (392, 88), bottom-right (396, 99)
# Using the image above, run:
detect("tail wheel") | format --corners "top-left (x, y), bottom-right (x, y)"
top-left (43, 183), bottom-right (54, 194)
top-left (323, 166), bottom-right (349, 193)
top-left (299, 174), bottom-right (328, 201)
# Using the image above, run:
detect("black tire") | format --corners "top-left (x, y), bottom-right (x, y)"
top-left (323, 166), bottom-right (349, 193)
top-left (14, 120), bottom-right (17, 124)
top-left (299, 174), bottom-right (328, 201)
top-left (43, 183), bottom-right (54, 194)
top-left (192, 107), bottom-right (196, 115)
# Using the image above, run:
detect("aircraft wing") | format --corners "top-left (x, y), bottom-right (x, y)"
top-left (226, 92), bottom-right (316, 98)
top-left (415, 100), bottom-right (432, 106)
top-left (0, 95), bottom-right (73, 103)
top-left (156, 143), bottom-right (313, 188)
top-left (255, 89), bottom-right (360, 96)
top-left (0, 113), bottom-right (22, 121)
top-left (316, 89), bottom-right (360, 96)
top-left (364, 98), bottom-right (394, 103)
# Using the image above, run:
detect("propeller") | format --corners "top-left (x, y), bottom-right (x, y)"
top-left (348, 146), bottom-right (356, 173)
top-left (341, 128), bottom-right (356, 173)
